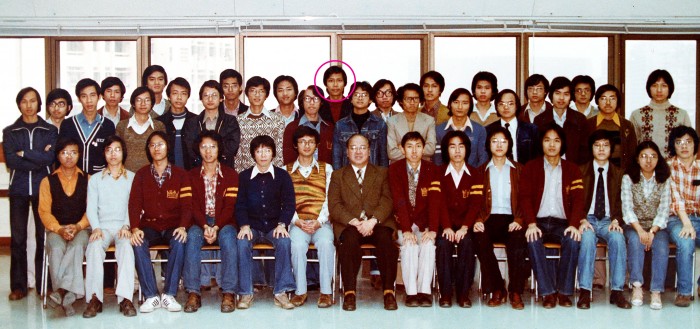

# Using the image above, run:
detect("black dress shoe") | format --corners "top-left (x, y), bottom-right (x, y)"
top-left (342, 293), bottom-right (356, 311)
top-left (557, 293), bottom-right (573, 307)
top-left (577, 289), bottom-right (591, 309)
top-left (384, 293), bottom-right (398, 310)
top-left (405, 295), bottom-right (419, 307)
top-left (542, 294), bottom-right (557, 309)
top-left (439, 295), bottom-right (452, 308)
top-left (610, 291), bottom-right (632, 309)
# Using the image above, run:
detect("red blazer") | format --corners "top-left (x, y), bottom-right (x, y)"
top-left (389, 159), bottom-right (442, 232)
top-left (129, 165), bottom-right (193, 231)
top-left (475, 161), bottom-right (524, 225)
top-left (282, 118), bottom-right (334, 165)
top-left (437, 163), bottom-right (483, 229)
top-left (519, 157), bottom-right (585, 227)
top-left (533, 108), bottom-right (588, 165)
top-left (188, 164), bottom-right (239, 228)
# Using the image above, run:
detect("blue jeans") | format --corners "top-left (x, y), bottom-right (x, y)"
top-left (133, 227), bottom-right (185, 298)
top-left (238, 228), bottom-right (296, 295)
top-left (183, 220), bottom-right (239, 294)
top-left (624, 226), bottom-right (670, 292)
top-left (578, 215), bottom-right (627, 291)
top-left (667, 215), bottom-right (700, 295)
top-left (527, 217), bottom-right (580, 296)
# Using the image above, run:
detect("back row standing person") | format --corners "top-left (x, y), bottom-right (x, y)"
top-left (420, 71), bottom-right (450, 125)
top-left (156, 77), bottom-right (197, 168)
top-left (271, 75), bottom-right (300, 126)
top-left (486, 89), bottom-right (539, 164)
top-left (434, 88), bottom-right (487, 167)
top-left (97, 77), bottom-right (130, 125)
top-left (470, 71), bottom-right (500, 127)
top-left (387, 83), bottom-right (436, 163)
top-left (219, 69), bottom-right (249, 116)
top-left (283, 85), bottom-right (334, 164)
top-left (519, 74), bottom-right (553, 123)
top-left (116, 86), bottom-right (166, 172)
top-left (371, 79), bottom-right (399, 122)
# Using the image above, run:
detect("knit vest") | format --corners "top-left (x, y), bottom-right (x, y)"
top-left (631, 180), bottom-right (663, 230)
top-left (286, 162), bottom-right (327, 220)
top-left (48, 173), bottom-right (88, 225)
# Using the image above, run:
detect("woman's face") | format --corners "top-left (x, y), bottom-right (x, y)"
top-left (637, 147), bottom-right (659, 175)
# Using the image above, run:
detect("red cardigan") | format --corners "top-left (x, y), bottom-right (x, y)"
top-left (188, 164), bottom-right (239, 228)
top-left (475, 161), bottom-right (524, 225)
top-left (389, 159), bottom-right (442, 232)
top-left (129, 165), bottom-right (193, 231)
top-left (519, 157), bottom-right (585, 227)
top-left (282, 118), bottom-right (334, 165)
top-left (438, 163), bottom-right (483, 229)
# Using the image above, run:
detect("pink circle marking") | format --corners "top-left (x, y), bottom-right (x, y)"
top-left (313, 60), bottom-right (357, 103)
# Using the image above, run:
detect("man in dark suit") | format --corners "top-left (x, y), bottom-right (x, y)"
top-left (329, 133), bottom-right (397, 311)
top-left (487, 89), bottom-right (539, 164)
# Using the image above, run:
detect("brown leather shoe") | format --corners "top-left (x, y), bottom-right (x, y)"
top-left (317, 294), bottom-right (332, 308)
top-left (610, 290), bottom-right (631, 309)
top-left (486, 290), bottom-right (507, 307)
top-left (405, 294), bottom-right (420, 307)
top-left (577, 289), bottom-right (591, 309)
top-left (290, 293), bottom-right (307, 307)
top-left (418, 293), bottom-right (432, 307)
top-left (384, 292), bottom-right (398, 310)
top-left (184, 292), bottom-right (201, 313)
top-left (557, 293), bottom-right (573, 307)
top-left (439, 295), bottom-right (452, 308)
top-left (509, 292), bottom-right (524, 310)
top-left (119, 299), bottom-right (136, 317)
top-left (457, 294), bottom-right (472, 308)
top-left (342, 293), bottom-right (356, 311)
top-left (542, 294), bottom-right (557, 309)
top-left (675, 294), bottom-right (692, 307)
top-left (221, 293), bottom-right (236, 313)
top-left (8, 289), bottom-right (26, 301)
top-left (82, 295), bottom-right (103, 318)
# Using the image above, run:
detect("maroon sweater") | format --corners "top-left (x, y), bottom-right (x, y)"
top-left (129, 165), bottom-right (193, 231)
top-left (438, 163), bottom-right (483, 229)
top-left (189, 164), bottom-right (239, 228)
top-left (389, 159), bottom-right (442, 232)
top-left (519, 157), bottom-right (585, 227)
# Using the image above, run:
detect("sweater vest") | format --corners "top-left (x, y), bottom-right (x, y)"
top-left (48, 173), bottom-right (88, 225)
top-left (631, 180), bottom-right (663, 230)
top-left (287, 162), bottom-right (326, 221)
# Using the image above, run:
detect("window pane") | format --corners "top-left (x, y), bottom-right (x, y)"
top-left (625, 40), bottom-right (696, 127)
top-left (151, 37), bottom-right (236, 113)
top-left (529, 37), bottom-right (608, 94)
top-left (59, 40), bottom-right (138, 115)
top-left (244, 37), bottom-right (330, 110)
top-left (0, 38), bottom-right (45, 140)
top-left (342, 39), bottom-right (421, 99)
top-left (435, 37), bottom-right (516, 104)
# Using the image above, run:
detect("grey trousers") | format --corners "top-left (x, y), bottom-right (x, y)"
top-left (46, 230), bottom-right (89, 298)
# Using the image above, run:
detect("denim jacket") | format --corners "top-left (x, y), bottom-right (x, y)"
top-left (332, 113), bottom-right (388, 169)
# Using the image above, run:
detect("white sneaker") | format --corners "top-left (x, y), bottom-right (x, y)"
top-left (650, 292), bottom-right (662, 310)
top-left (140, 296), bottom-right (161, 313)
top-left (161, 294), bottom-right (182, 312)
top-left (631, 285), bottom-right (643, 306)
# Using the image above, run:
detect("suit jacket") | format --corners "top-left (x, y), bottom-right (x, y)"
top-left (371, 108), bottom-right (399, 122)
top-left (438, 163), bottom-right (484, 229)
top-left (518, 101), bottom-right (553, 123)
top-left (282, 117), bottom-right (334, 165)
top-left (579, 161), bottom-right (623, 223)
top-left (388, 159), bottom-right (441, 232)
top-left (487, 119), bottom-right (539, 164)
top-left (476, 161), bottom-right (524, 225)
top-left (219, 101), bottom-right (249, 116)
top-left (533, 108), bottom-right (588, 165)
top-left (189, 164), bottom-right (239, 228)
top-left (387, 112), bottom-right (437, 163)
top-left (328, 163), bottom-right (395, 238)
top-left (582, 114), bottom-right (638, 170)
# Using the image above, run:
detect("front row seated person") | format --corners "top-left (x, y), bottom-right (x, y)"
top-left (183, 131), bottom-right (240, 313)
top-left (389, 131), bottom-right (441, 307)
top-left (236, 135), bottom-right (297, 310)
top-left (129, 131), bottom-right (192, 313)
top-left (521, 122), bottom-right (584, 309)
top-left (330, 134), bottom-right (398, 311)
top-left (39, 137), bottom-right (90, 316)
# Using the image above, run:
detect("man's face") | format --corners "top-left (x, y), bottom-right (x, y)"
top-left (302, 89), bottom-right (321, 116)
top-left (254, 146), bottom-right (273, 167)
top-left (296, 135), bottom-right (317, 158)
top-left (551, 86), bottom-right (571, 111)
top-left (147, 72), bottom-right (166, 95)
top-left (592, 139), bottom-right (611, 163)
top-left (598, 90), bottom-right (618, 115)
top-left (351, 87), bottom-right (371, 110)
top-left (650, 78), bottom-right (670, 103)
top-left (148, 136), bottom-right (168, 162)
top-left (168, 84), bottom-right (190, 112)
top-left (400, 90), bottom-right (420, 113)
top-left (199, 137), bottom-right (219, 164)
top-left (246, 85), bottom-right (268, 107)
top-left (490, 132), bottom-right (509, 158)
top-left (79, 86), bottom-right (100, 114)
top-left (133, 91), bottom-right (153, 115)
top-left (325, 73), bottom-right (346, 99)
top-left (375, 84), bottom-right (394, 110)
top-left (401, 139), bottom-right (424, 164)
top-left (574, 83), bottom-right (592, 105)
top-left (48, 98), bottom-right (70, 121)
top-left (422, 77), bottom-right (441, 103)
top-left (58, 145), bottom-right (79, 169)
top-left (474, 80), bottom-right (493, 104)
top-left (103, 85), bottom-right (123, 108)
top-left (637, 148), bottom-right (659, 174)
top-left (201, 86), bottom-right (222, 112)
top-left (104, 141), bottom-right (124, 167)
top-left (447, 136), bottom-right (466, 163)
top-left (221, 77), bottom-right (242, 102)
top-left (496, 93), bottom-right (517, 120)
top-left (450, 94), bottom-right (471, 118)
top-left (19, 90), bottom-right (39, 118)
top-left (674, 134), bottom-right (695, 161)
top-left (526, 82), bottom-right (546, 104)
top-left (347, 135), bottom-right (370, 167)
top-left (542, 129), bottom-right (562, 158)
top-left (275, 80), bottom-right (296, 106)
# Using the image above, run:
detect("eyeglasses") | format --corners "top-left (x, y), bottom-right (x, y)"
top-left (304, 96), bottom-right (320, 103)
top-left (497, 101), bottom-right (515, 108)
top-left (490, 139), bottom-right (508, 145)
top-left (599, 96), bottom-right (617, 103)
top-left (49, 101), bottom-right (67, 109)
top-left (376, 90), bottom-right (393, 98)
top-left (640, 153), bottom-right (658, 160)
top-left (348, 145), bottom-right (369, 152)
top-left (527, 86), bottom-right (545, 93)
top-left (202, 93), bottom-right (220, 100)
top-left (248, 89), bottom-right (266, 96)
top-left (105, 147), bottom-right (122, 154)
top-left (200, 144), bottom-right (218, 150)
top-left (149, 142), bottom-right (165, 149)
top-left (353, 92), bottom-right (369, 99)
top-left (255, 148), bottom-right (273, 155)
top-left (675, 139), bottom-right (694, 147)
top-left (403, 97), bottom-right (420, 103)
top-left (593, 142), bottom-right (611, 149)
top-left (575, 88), bottom-right (591, 94)
top-left (135, 98), bottom-right (151, 104)
top-left (298, 139), bottom-right (317, 146)
top-left (60, 150), bottom-right (78, 157)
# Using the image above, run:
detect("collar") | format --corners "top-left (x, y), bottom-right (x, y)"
top-left (203, 110), bottom-right (219, 122)
top-left (200, 162), bottom-right (223, 178)
top-left (445, 117), bottom-right (472, 131)
top-left (53, 167), bottom-right (85, 178)
top-left (641, 171), bottom-right (657, 183)
top-left (351, 164), bottom-right (367, 176)
top-left (445, 162), bottom-right (470, 177)
top-left (406, 162), bottom-right (421, 174)
top-left (593, 161), bottom-right (609, 173)
top-left (485, 158), bottom-right (515, 171)
top-left (299, 114), bottom-right (329, 127)
top-left (596, 112), bottom-right (621, 127)
top-left (543, 157), bottom-right (562, 170)
top-left (243, 107), bottom-right (272, 118)
top-left (553, 108), bottom-right (567, 121)
top-left (251, 165), bottom-right (275, 179)
top-left (102, 165), bottom-right (128, 179)
top-left (77, 112), bottom-right (102, 125)
top-left (476, 103), bottom-right (497, 120)
top-left (127, 115), bottom-right (154, 130)
top-left (274, 105), bottom-right (299, 117)
top-left (670, 156), bottom-right (700, 170)
top-left (500, 118), bottom-right (518, 128)
top-left (292, 158), bottom-right (320, 174)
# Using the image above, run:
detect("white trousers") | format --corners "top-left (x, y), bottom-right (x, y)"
top-left (85, 228), bottom-right (135, 302)
top-left (398, 224), bottom-right (435, 295)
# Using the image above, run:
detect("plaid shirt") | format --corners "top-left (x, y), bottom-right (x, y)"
top-left (669, 157), bottom-right (700, 216)
top-left (201, 163), bottom-right (223, 218)
top-left (150, 163), bottom-right (172, 188)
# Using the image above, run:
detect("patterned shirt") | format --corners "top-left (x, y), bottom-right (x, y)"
top-left (201, 163), bottom-right (222, 218)
top-left (407, 163), bottom-right (420, 208)
top-left (669, 156), bottom-right (700, 216)
top-left (151, 163), bottom-right (172, 188)
top-left (621, 173), bottom-right (671, 229)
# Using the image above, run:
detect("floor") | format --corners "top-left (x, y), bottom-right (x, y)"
top-left (1, 248), bottom-right (699, 329)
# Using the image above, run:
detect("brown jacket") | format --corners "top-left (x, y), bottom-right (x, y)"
top-left (579, 161), bottom-right (623, 223)
top-left (475, 161), bottom-right (524, 225)
top-left (582, 114), bottom-right (638, 170)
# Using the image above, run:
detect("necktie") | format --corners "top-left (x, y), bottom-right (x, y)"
top-left (408, 167), bottom-right (418, 208)
top-left (505, 122), bottom-right (510, 130)
top-left (357, 169), bottom-right (363, 194)
top-left (594, 167), bottom-right (605, 219)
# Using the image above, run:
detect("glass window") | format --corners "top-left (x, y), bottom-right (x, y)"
top-left (59, 40), bottom-right (138, 115)
top-left (625, 40), bottom-right (696, 127)
top-left (244, 37), bottom-right (330, 110)
top-left (151, 37), bottom-right (236, 113)
top-left (0, 38), bottom-right (45, 139)
top-left (435, 37), bottom-right (517, 105)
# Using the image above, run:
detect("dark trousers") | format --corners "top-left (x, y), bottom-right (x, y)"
top-left (9, 195), bottom-right (44, 294)
top-left (436, 229), bottom-right (475, 298)
top-left (473, 214), bottom-right (529, 294)
top-left (338, 225), bottom-right (397, 292)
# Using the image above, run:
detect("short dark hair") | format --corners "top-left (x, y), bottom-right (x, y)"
top-left (104, 135), bottom-right (128, 165)
top-left (420, 71), bottom-right (445, 92)
top-left (397, 83), bottom-right (424, 107)
top-left (668, 125), bottom-right (699, 157)
top-left (372, 79), bottom-right (397, 106)
top-left (594, 84), bottom-right (621, 109)
top-left (626, 141), bottom-right (670, 184)
top-left (345, 133), bottom-right (369, 149)
top-left (194, 130), bottom-right (223, 160)
top-left (446, 88), bottom-right (474, 116)
top-left (572, 75), bottom-right (596, 102)
top-left (100, 76), bottom-right (126, 97)
top-left (16, 87), bottom-right (42, 113)
top-left (219, 69), bottom-right (243, 86)
top-left (494, 89), bottom-right (522, 118)
top-left (55, 137), bottom-right (81, 162)
top-left (273, 75), bottom-right (299, 102)
top-left (297, 85), bottom-right (327, 113)
top-left (588, 129), bottom-right (613, 155)
top-left (250, 135), bottom-right (276, 159)
top-left (145, 131), bottom-right (170, 163)
top-left (292, 125), bottom-right (320, 150)
top-left (245, 76), bottom-right (271, 96)
top-left (75, 78), bottom-right (100, 98)
top-left (646, 69), bottom-right (675, 99)
top-left (141, 65), bottom-right (168, 87)
top-left (524, 74), bottom-right (550, 99)
top-left (46, 88), bottom-right (72, 114)
top-left (401, 131), bottom-right (425, 148)
top-left (351, 81), bottom-right (374, 102)
top-left (471, 71), bottom-right (498, 101)
top-left (440, 130), bottom-right (471, 164)
top-left (323, 66), bottom-right (347, 87)
top-left (485, 125), bottom-right (513, 160)
top-left (199, 80), bottom-right (224, 101)
top-left (539, 122), bottom-right (567, 156)
top-left (166, 77), bottom-right (191, 98)
top-left (548, 76), bottom-right (573, 102)
top-left (130, 86), bottom-right (156, 108)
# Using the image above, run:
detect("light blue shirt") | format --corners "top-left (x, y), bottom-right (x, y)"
top-left (486, 158), bottom-right (514, 215)
top-left (76, 112), bottom-right (103, 138)
top-left (537, 157), bottom-right (566, 219)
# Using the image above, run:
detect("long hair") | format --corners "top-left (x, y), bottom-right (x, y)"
top-left (625, 141), bottom-right (670, 184)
